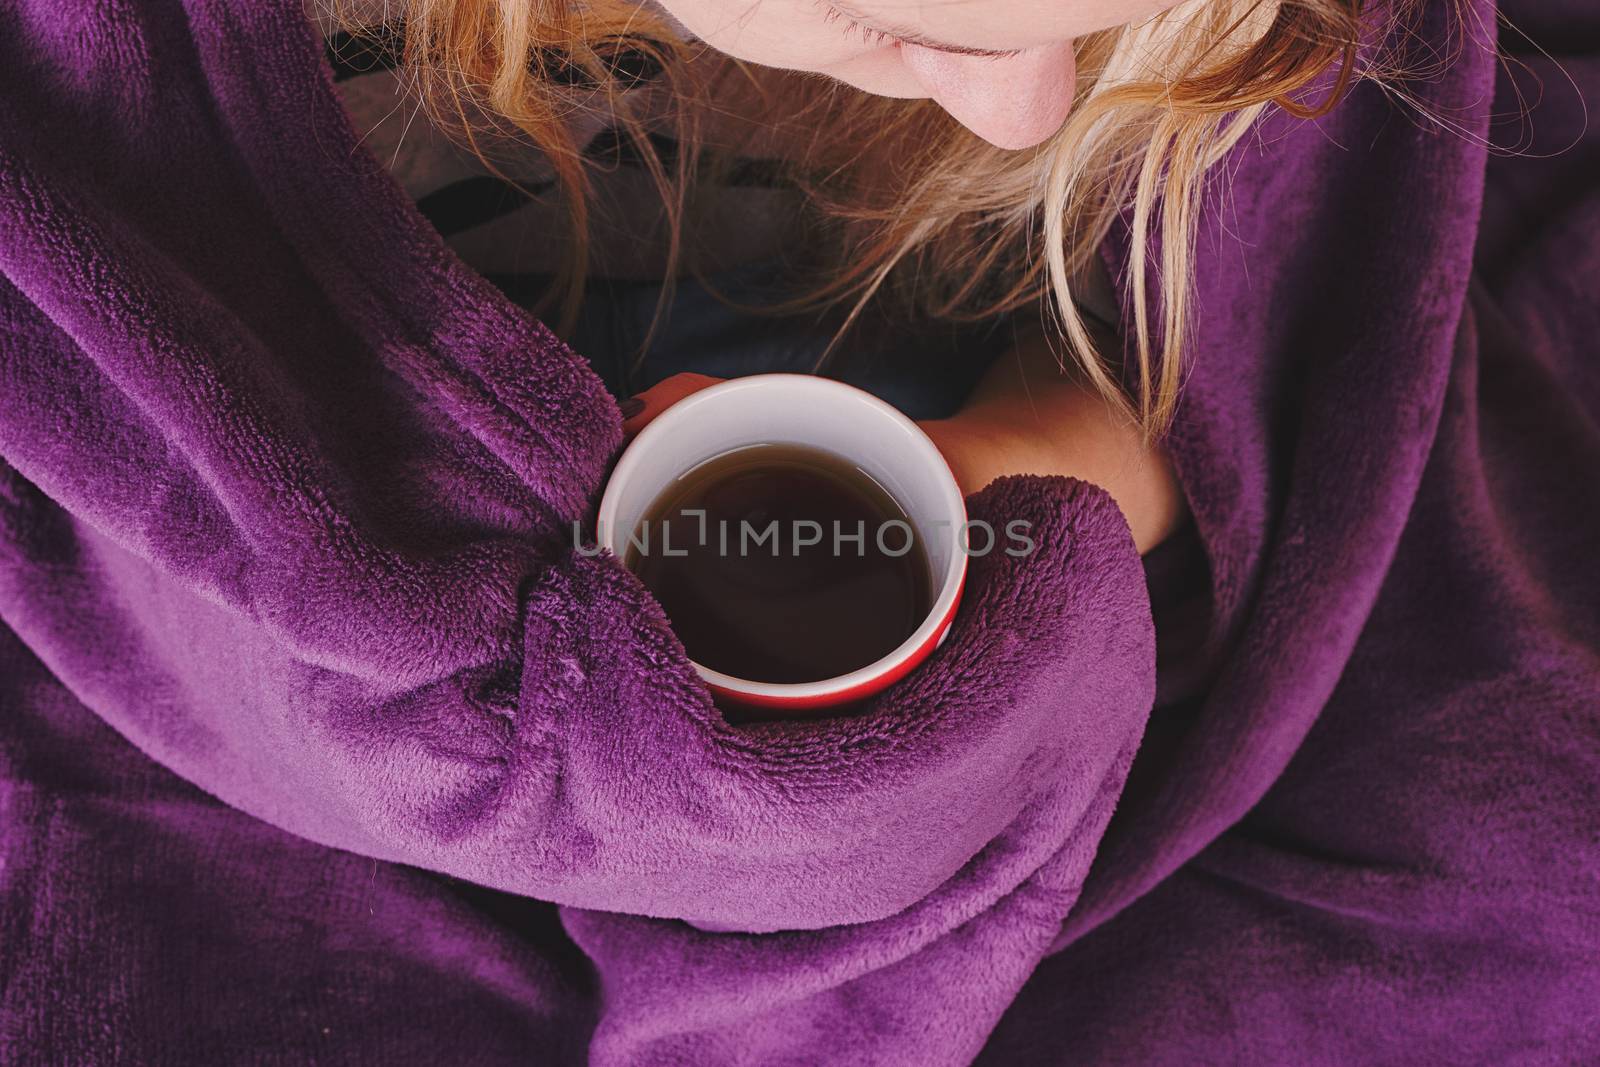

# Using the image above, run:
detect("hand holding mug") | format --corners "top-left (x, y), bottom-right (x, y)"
top-left (623, 349), bottom-right (1183, 556)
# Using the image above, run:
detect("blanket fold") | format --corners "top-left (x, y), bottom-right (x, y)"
top-left (3, 0), bottom-right (1598, 1063)
top-left (1, 1), bottom-right (1154, 1061)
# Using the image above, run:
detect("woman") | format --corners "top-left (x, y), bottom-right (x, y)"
top-left (319, 0), bottom-right (1363, 555)
top-left (0, 0), bottom-right (1595, 1063)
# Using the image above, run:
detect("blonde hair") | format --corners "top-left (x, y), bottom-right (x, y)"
top-left (338, 0), bottom-right (1367, 432)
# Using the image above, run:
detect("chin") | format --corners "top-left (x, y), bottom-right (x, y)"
top-left (817, 52), bottom-right (928, 101)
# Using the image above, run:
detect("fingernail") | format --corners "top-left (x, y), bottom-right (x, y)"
top-left (619, 396), bottom-right (645, 420)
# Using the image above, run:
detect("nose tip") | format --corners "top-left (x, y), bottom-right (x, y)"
top-left (901, 42), bottom-right (1077, 150)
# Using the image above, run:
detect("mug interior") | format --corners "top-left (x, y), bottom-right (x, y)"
top-left (597, 375), bottom-right (967, 701)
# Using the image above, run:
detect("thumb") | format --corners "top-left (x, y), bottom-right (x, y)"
top-left (621, 373), bottom-right (726, 437)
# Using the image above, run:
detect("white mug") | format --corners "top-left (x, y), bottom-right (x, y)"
top-left (596, 374), bottom-right (967, 710)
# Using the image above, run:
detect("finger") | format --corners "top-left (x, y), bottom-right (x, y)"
top-left (621, 373), bottom-right (725, 437)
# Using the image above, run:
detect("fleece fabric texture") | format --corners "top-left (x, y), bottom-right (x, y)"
top-left (0, 0), bottom-right (1595, 1063)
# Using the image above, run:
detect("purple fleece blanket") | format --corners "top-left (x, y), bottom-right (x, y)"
top-left (1, 0), bottom-right (1596, 1062)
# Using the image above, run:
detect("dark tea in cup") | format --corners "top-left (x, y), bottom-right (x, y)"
top-left (597, 374), bottom-right (967, 710)
top-left (626, 444), bottom-right (933, 684)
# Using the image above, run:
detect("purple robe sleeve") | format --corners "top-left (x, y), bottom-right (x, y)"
top-left (4, 0), bottom-right (1597, 1062)
top-left (0, 1), bottom-right (1155, 1062)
